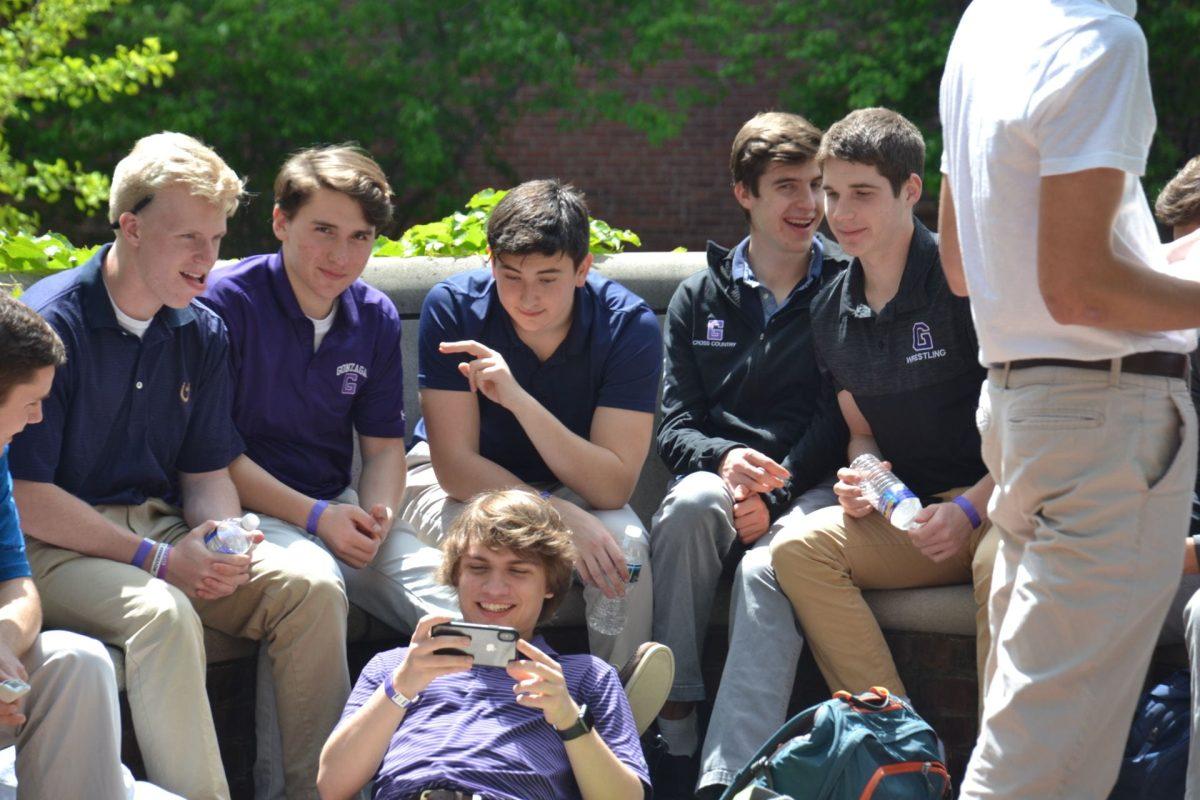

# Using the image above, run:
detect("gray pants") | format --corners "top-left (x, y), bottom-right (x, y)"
top-left (0, 630), bottom-right (125, 799)
top-left (648, 470), bottom-right (836, 790)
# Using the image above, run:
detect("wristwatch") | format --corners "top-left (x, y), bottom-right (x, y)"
top-left (555, 703), bottom-right (594, 742)
top-left (383, 677), bottom-right (419, 710)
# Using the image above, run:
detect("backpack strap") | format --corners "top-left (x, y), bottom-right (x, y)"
top-left (717, 701), bottom-right (826, 800)
top-left (835, 687), bottom-right (906, 714)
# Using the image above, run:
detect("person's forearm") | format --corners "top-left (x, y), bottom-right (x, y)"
top-left (1185, 536), bottom-right (1199, 576)
top-left (508, 395), bottom-right (639, 509)
top-left (938, 178), bottom-right (969, 298)
top-left (229, 455), bottom-right (315, 529)
top-left (847, 434), bottom-right (882, 463)
top-left (0, 579), bottom-right (41, 660)
top-left (179, 469), bottom-right (242, 529)
top-left (1039, 169), bottom-right (1200, 331)
top-left (959, 475), bottom-right (995, 525)
top-left (318, 688), bottom-right (403, 800)
top-left (565, 730), bottom-right (644, 800)
top-left (12, 480), bottom-right (143, 562)
top-left (1042, 251), bottom-right (1200, 331)
top-left (358, 444), bottom-right (407, 534)
top-left (430, 447), bottom-right (530, 503)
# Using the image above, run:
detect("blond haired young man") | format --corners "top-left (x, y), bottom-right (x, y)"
top-left (9, 133), bottom-right (348, 800)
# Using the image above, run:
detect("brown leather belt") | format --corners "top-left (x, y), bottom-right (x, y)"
top-left (990, 351), bottom-right (1189, 380)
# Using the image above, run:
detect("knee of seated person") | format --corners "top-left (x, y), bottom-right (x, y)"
top-left (134, 579), bottom-right (201, 624)
top-left (769, 507), bottom-right (844, 565)
top-left (39, 631), bottom-right (116, 683)
top-left (268, 563), bottom-right (349, 614)
top-left (657, 472), bottom-right (729, 522)
top-left (733, 547), bottom-right (774, 586)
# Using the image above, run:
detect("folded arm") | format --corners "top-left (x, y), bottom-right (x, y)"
top-left (1039, 168), bottom-right (1200, 330)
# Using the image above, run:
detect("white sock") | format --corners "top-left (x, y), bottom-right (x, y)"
top-left (657, 709), bottom-right (699, 756)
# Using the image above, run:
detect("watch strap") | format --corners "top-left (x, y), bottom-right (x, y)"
top-left (383, 678), bottom-right (419, 709)
top-left (555, 703), bottom-right (593, 742)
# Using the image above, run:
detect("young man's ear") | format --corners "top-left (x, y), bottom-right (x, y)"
top-left (271, 205), bottom-right (290, 242)
top-left (574, 252), bottom-right (594, 285)
top-left (116, 212), bottom-right (140, 247)
top-left (902, 173), bottom-right (924, 208)
top-left (732, 180), bottom-right (755, 212)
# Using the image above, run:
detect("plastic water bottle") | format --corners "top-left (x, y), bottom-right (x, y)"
top-left (850, 454), bottom-right (922, 530)
top-left (205, 513), bottom-right (260, 554)
top-left (585, 533), bottom-right (645, 636)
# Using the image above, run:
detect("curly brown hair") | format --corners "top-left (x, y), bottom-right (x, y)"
top-left (437, 490), bottom-right (576, 624)
top-left (1156, 155), bottom-right (1200, 232)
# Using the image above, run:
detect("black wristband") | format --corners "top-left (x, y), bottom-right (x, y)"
top-left (555, 703), bottom-right (594, 742)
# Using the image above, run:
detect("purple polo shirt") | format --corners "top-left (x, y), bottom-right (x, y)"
top-left (413, 268), bottom-right (662, 484)
top-left (340, 636), bottom-right (650, 800)
top-left (200, 252), bottom-right (406, 500)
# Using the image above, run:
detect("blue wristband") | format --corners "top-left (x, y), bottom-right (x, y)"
top-left (131, 538), bottom-right (155, 569)
top-left (306, 500), bottom-right (330, 535)
top-left (952, 495), bottom-right (982, 529)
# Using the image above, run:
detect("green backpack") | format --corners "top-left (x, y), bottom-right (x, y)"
top-left (718, 688), bottom-right (951, 800)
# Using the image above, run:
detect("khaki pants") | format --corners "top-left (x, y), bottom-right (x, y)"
top-left (26, 499), bottom-right (350, 800)
top-left (960, 366), bottom-right (1196, 799)
top-left (771, 487), bottom-right (998, 697)
top-left (0, 631), bottom-right (127, 799)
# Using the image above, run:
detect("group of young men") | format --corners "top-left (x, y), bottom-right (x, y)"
top-left (1, 1), bottom-right (1199, 797)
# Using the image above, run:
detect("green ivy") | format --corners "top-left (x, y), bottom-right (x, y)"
top-left (1, 1), bottom-right (178, 231)
top-left (0, 187), bottom-right (643, 285)
top-left (374, 188), bottom-right (642, 259)
top-left (0, 229), bottom-right (98, 273)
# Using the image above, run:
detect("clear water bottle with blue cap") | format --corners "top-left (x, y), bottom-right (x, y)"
top-left (850, 454), bottom-right (922, 530)
top-left (585, 532), bottom-right (645, 636)
top-left (205, 513), bottom-right (259, 555)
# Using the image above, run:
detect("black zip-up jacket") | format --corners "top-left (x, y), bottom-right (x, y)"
top-left (657, 235), bottom-right (850, 520)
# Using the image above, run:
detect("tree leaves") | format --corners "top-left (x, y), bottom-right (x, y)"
top-left (0, 1), bottom-right (176, 230)
top-left (373, 188), bottom-right (641, 258)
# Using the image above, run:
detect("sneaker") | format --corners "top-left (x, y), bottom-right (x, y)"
top-left (618, 642), bottom-right (674, 736)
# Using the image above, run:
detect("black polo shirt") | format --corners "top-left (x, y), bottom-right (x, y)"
top-left (809, 219), bottom-right (986, 499)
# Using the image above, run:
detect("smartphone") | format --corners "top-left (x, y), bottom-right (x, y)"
top-left (0, 678), bottom-right (29, 703)
top-left (431, 621), bottom-right (519, 668)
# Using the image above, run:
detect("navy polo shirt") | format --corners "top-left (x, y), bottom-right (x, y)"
top-left (200, 252), bottom-right (406, 500)
top-left (0, 450), bottom-right (33, 583)
top-left (809, 220), bottom-right (986, 499)
top-left (413, 269), bottom-right (662, 484)
top-left (8, 245), bottom-right (244, 507)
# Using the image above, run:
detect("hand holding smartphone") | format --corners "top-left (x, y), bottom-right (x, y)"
top-left (431, 621), bottom-right (519, 668)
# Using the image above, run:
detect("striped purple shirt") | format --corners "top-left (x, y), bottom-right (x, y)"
top-left (340, 636), bottom-right (650, 800)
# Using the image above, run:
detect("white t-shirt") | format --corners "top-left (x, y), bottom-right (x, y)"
top-left (939, 0), bottom-right (1195, 363)
top-left (308, 305), bottom-right (337, 351)
top-left (106, 289), bottom-right (152, 339)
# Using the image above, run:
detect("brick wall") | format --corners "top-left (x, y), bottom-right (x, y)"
top-left (458, 52), bottom-right (790, 254)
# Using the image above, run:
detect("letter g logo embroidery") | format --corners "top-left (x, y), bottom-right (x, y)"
top-left (912, 322), bottom-right (933, 352)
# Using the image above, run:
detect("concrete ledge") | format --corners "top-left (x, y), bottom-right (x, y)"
top-left (866, 585), bottom-right (977, 637)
